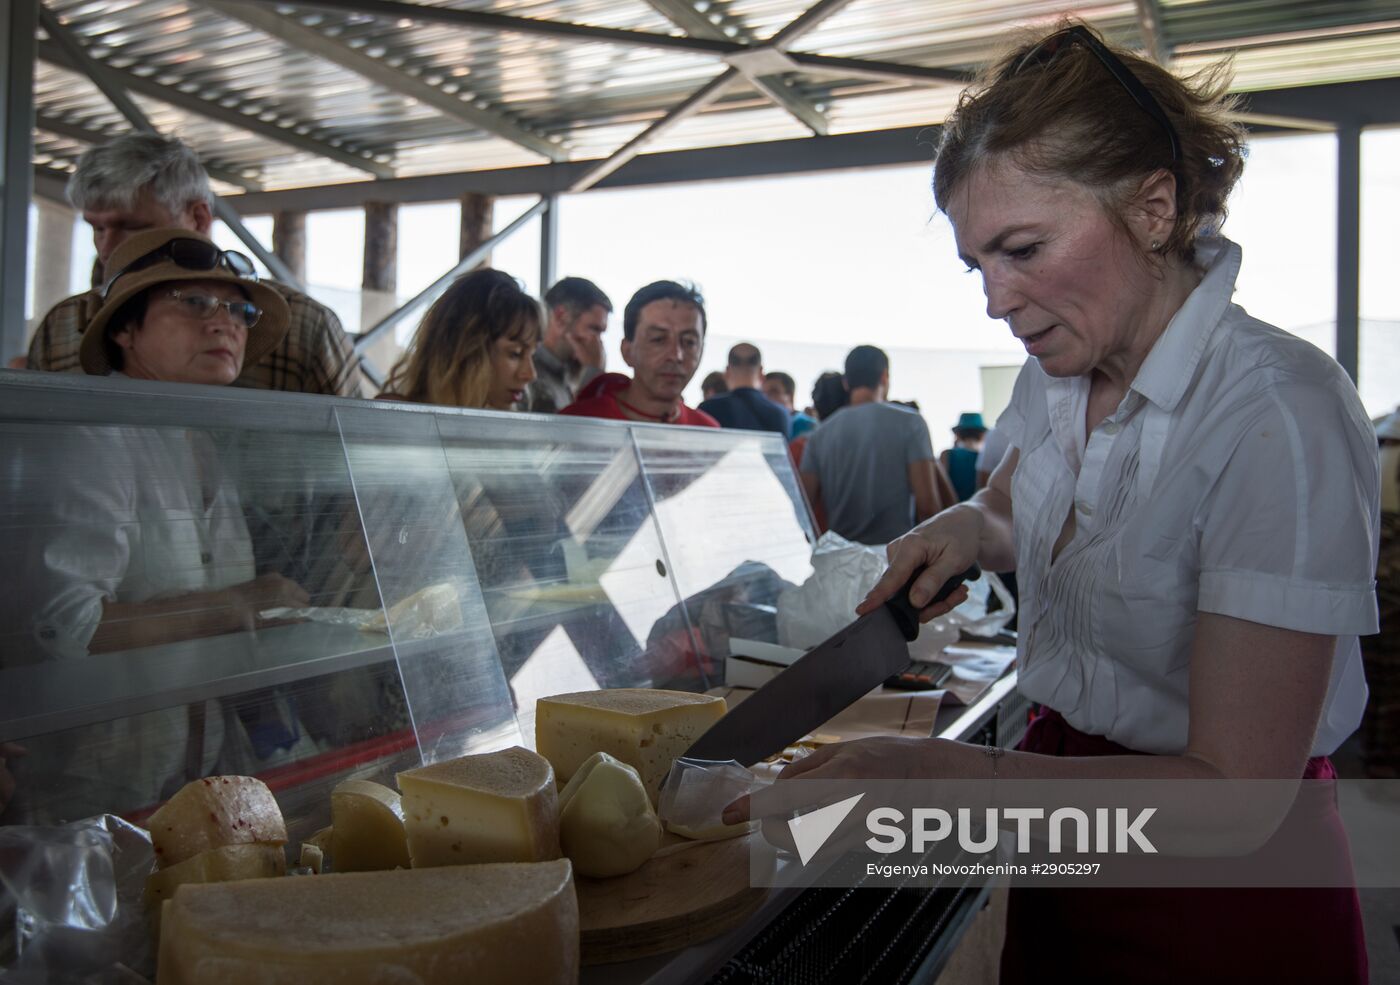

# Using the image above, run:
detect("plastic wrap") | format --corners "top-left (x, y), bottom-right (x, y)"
top-left (658, 758), bottom-right (763, 841)
top-left (0, 816), bottom-right (155, 984)
top-left (776, 532), bottom-right (1014, 654)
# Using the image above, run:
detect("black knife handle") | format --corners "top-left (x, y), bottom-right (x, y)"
top-left (884, 564), bottom-right (982, 641)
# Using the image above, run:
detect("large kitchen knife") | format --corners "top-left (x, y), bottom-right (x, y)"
top-left (680, 564), bottom-right (981, 767)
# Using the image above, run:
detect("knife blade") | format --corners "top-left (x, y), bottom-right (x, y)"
top-left (679, 564), bottom-right (981, 767)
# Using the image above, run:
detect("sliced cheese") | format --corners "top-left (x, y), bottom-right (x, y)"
top-left (144, 843), bottom-right (286, 909)
top-left (155, 859), bottom-right (578, 985)
top-left (330, 779), bottom-right (411, 872)
top-left (397, 746), bottom-right (559, 867)
top-left (298, 843), bottom-right (324, 874)
top-left (535, 689), bottom-right (726, 804)
top-left (146, 776), bottom-right (286, 869)
top-left (665, 817), bottom-right (758, 842)
top-left (557, 752), bottom-right (660, 878)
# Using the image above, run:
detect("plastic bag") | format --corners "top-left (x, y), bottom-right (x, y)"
top-left (0, 815), bottom-right (154, 984)
top-left (775, 531), bottom-right (1014, 655)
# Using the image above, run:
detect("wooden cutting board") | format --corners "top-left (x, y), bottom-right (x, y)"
top-left (577, 831), bottom-right (775, 965)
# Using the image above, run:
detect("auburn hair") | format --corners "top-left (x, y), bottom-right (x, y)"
top-left (933, 20), bottom-right (1246, 262)
top-left (382, 268), bottom-right (542, 408)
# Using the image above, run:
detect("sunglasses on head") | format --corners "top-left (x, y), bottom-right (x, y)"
top-left (1006, 25), bottom-right (1181, 166)
top-left (101, 237), bottom-right (258, 299)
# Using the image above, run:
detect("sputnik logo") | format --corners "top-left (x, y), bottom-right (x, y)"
top-left (787, 793), bottom-right (865, 865)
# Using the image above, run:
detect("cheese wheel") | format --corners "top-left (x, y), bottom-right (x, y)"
top-left (146, 776), bottom-right (286, 869)
top-left (330, 779), bottom-right (411, 872)
top-left (557, 752), bottom-right (661, 878)
top-left (155, 860), bottom-right (579, 985)
top-left (535, 689), bottom-right (726, 804)
top-left (145, 843), bottom-right (286, 909)
top-left (397, 746), bottom-right (560, 867)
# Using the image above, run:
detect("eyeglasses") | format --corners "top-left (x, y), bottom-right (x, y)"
top-left (163, 288), bottom-right (263, 329)
top-left (1006, 25), bottom-right (1181, 166)
top-left (101, 237), bottom-right (258, 299)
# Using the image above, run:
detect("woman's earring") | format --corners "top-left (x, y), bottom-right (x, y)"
top-left (1150, 239), bottom-right (1163, 252)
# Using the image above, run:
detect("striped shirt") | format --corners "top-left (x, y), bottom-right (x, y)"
top-left (26, 284), bottom-right (368, 397)
top-left (998, 237), bottom-right (1378, 756)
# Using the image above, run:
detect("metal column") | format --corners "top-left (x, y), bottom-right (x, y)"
top-left (1335, 125), bottom-right (1361, 383)
top-left (0, 0), bottom-right (36, 364)
top-left (539, 195), bottom-right (559, 293)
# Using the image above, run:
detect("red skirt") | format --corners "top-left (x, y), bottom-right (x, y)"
top-left (999, 707), bottom-right (1368, 985)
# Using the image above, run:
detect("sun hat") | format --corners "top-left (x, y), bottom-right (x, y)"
top-left (953, 412), bottom-right (987, 433)
top-left (80, 227), bottom-right (290, 376)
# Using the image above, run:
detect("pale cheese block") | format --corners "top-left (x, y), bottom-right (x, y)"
top-left (146, 776), bottom-right (286, 869)
top-left (557, 752), bottom-right (661, 878)
top-left (535, 689), bottom-right (727, 804)
top-left (144, 843), bottom-right (286, 912)
top-left (155, 859), bottom-right (579, 985)
top-left (397, 746), bottom-right (560, 867)
top-left (330, 779), bottom-right (411, 871)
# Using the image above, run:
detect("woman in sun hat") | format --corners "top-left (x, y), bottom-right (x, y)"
top-left (2, 228), bottom-right (317, 824)
top-left (80, 226), bottom-right (289, 384)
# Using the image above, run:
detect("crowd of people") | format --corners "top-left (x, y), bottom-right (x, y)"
top-left (11, 130), bottom-right (989, 555)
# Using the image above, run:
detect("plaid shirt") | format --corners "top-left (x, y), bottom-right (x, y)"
top-left (27, 283), bottom-right (369, 397)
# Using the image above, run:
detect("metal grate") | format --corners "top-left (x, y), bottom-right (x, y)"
top-left (706, 854), bottom-right (981, 985)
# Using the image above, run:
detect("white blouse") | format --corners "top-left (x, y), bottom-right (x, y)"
top-left (998, 238), bottom-right (1379, 757)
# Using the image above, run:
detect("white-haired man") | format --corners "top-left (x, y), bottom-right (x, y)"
top-left (27, 133), bottom-right (365, 396)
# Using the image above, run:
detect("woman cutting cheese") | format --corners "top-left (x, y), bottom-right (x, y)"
top-left (730, 22), bottom-right (1378, 983)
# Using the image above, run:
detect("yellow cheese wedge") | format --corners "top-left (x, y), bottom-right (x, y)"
top-left (146, 776), bottom-right (286, 869)
top-left (330, 779), bottom-right (411, 872)
top-left (557, 752), bottom-right (661, 878)
top-left (144, 843), bottom-right (286, 909)
top-left (155, 859), bottom-right (578, 985)
top-left (397, 747), bottom-right (559, 867)
top-left (535, 689), bottom-right (727, 804)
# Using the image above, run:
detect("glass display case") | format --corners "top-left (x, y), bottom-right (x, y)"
top-left (0, 370), bottom-right (816, 842)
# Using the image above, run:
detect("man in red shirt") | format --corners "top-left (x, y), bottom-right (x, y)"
top-left (561, 281), bottom-right (718, 427)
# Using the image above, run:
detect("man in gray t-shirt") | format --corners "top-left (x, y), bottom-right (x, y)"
top-left (800, 346), bottom-right (945, 545)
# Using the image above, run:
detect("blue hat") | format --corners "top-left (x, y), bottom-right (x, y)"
top-left (954, 412), bottom-right (986, 433)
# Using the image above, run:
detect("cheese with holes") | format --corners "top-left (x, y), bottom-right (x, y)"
top-left (557, 752), bottom-right (660, 878)
top-left (146, 776), bottom-right (286, 869)
top-left (330, 779), bottom-right (410, 872)
top-left (535, 689), bottom-right (727, 804)
top-left (155, 859), bottom-right (578, 985)
top-left (397, 747), bottom-right (559, 867)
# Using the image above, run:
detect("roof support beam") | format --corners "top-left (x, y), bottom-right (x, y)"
top-left (204, 1), bottom-right (564, 161)
top-left (239, 0), bottom-right (960, 90)
top-left (643, 0), bottom-right (829, 136)
top-left (36, 41), bottom-right (392, 178)
top-left (39, 6), bottom-right (303, 288)
top-left (35, 113), bottom-right (264, 191)
top-left (244, 0), bottom-right (741, 56)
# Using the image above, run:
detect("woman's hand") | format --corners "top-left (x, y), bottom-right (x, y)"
top-left (856, 506), bottom-right (983, 622)
top-left (723, 737), bottom-right (982, 825)
top-left (224, 574), bottom-right (311, 629)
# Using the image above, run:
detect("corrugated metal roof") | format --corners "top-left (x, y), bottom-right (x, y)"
top-left (29, 0), bottom-right (1400, 193)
